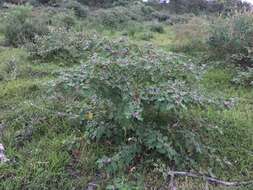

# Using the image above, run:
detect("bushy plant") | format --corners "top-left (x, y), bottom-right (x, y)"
top-left (50, 11), bottom-right (77, 29)
top-left (0, 58), bottom-right (20, 81)
top-left (63, 1), bottom-right (89, 18)
top-left (90, 6), bottom-right (141, 28)
top-left (208, 13), bottom-right (253, 67)
top-left (90, 3), bottom-right (154, 28)
top-left (78, 0), bottom-right (136, 7)
top-left (111, 0), bottom-right (135, 7)
top-left (168, 0), bottom-right (251, 14)
top-left (34, 0), bottom-right (63, 6)
top-left (27, 28), bottom-right (97, 63)
top-left (149, 22), bottom-right (165, 33)
top-left (130, 2), bottom-right (155, 18)
top-left (151, 11), bottom-right (171, 22)
top-left (3, 5), bottom-right (48, 47)
top-left (168, 14), bottom-right (195, 25)
top-left (54, 39), bottom-right (219, 174)
top-left (232, 68), bottom-right (253, 87)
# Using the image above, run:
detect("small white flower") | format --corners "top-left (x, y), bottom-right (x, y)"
top-left (0, 143), bottom-right (9, 163)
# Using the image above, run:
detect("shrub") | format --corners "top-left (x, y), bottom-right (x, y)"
top-left (112, 0), bottom-right (135, 7)
top-left (4, 5), bottom-right (48, 47)
top-left (54, 39), bottom-right (219, 174)
top-left (149, 22), bottom-right (165, 33)
top-left (151, 11), bottom-right (171, 22)
top-left (0, 58), bottom-right (19, 81)
top-left (27, 28), bottom-right (96, 63)
top-left (63, 1), bottom-right (89, 18)
top-left (90, 6), bottom-right (141, 28)
top-left (140, 4), bottom-right (156, 16)
top-left (50, 11), bottom-right (76, 29)
top-left (208, 13), bottom-right (253, 67)
top-left (78, 0), bottom-right (136, 7)
top-left (167, 0), bottom-right (251, 14)
top-left (34, 0), bottom-right (63, 6)
top-left (89, 3), bottom-right (154, 29)
top-left (232, 68), bottom-right (253, 87)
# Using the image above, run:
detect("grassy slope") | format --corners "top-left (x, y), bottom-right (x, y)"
top-left (0, 18), bottom-right (252, 190)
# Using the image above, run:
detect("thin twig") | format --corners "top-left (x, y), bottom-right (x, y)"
top-left (168, 171), bottom-right (253, 187)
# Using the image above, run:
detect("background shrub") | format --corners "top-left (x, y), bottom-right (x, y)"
top-left (149, 22), bottom-right (165, 33)
top-left (208, 13), bottom-right (253, 67)
top-left (50, 11), bottom-right (77, 29)
top-left (89, 3), bottom-right (155, 29)
top-left (63, 1), bottom-right (89, 18)
top-left (34, 0), bottom-right (63, 6)
top-left (27, 28), bottom-right (96, 63)
top-left (4, 5), bottom-right (48, 47)
top-left (232, 68), bottom-right (253, 87)
top-left (151, 11), bottom-right (171, 22)
top-left (90, 5), bottom-right (143, 28)
top-left (169, 14), bottom-right (195, 25)
top-left (167, 0), bottom-right (251, 14)
top-left (77, 0), bottom-right (136, 8)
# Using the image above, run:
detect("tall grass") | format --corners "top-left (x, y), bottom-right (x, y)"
top-left (171, 16), bottom-right (210, 53)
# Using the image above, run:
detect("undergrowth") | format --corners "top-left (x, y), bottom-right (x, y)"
top-left (0, 3), bottom-right (252, 190)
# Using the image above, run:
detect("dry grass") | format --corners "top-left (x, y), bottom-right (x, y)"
top-left (171, 16), bottom-right (210, 52)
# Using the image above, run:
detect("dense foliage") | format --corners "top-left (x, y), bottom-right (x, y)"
top-left (232, 68), bottom-right (253, 86)
top-left (89, 3), bottom-right (155, 28)
top-left (168, 0), bottom-right (252, 14)
top-left (27, 29), bottom-right (96, 63)
top-left (53, 39), bottom-right (220, 174)
top-left (77, 0), bottom-right (136, 7)
top-left (3, 5), bottom-right (48, 47)
top-left (63, 1), bottom-right (89, 18)
top-left (208, 13), bottom-right (253, 68)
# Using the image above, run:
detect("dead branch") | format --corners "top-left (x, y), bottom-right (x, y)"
top-left (168, 171), bottom-right (253, 187)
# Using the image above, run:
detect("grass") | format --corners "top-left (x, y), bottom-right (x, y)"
top-left (198, 66), bottom-right (253, 178)
top-left (0, 70), bottom-right (98, 189)
top-left (150, 25), bottom-right (174, 47)
top-left (0, 31), bottom-right (108, 189)
top-left (0, 10), bottom-right (252, 190)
